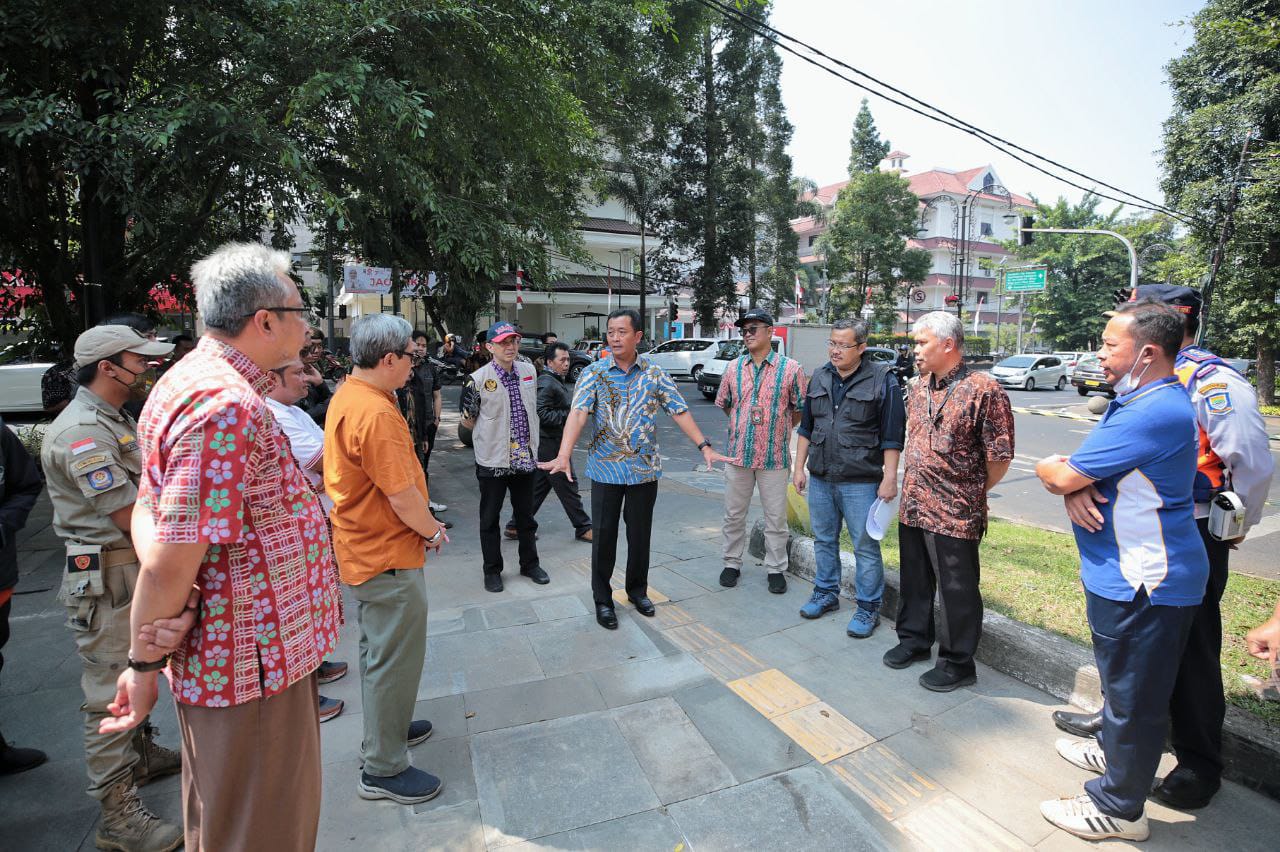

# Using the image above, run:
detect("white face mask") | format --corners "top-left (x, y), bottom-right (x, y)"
top-left (1114, 347), bottom-right (1152, 395)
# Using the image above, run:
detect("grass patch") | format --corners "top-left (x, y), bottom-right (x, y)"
top-left (801, 513), bottom-right (1280, 728)
top-left (1260, 403), bottom-right (1280, 417)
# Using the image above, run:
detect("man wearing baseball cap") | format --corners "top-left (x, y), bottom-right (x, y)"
top-left (460, 321), bottom-right (548, 592)
top-left (1052, 284), bottom-right (1274, 811)
top-left (42, 325), bottom-right (186, 851)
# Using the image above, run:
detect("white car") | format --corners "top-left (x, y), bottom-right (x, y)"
top-left (696, 337), bottom-right (786, 399)
top-left (1052, 351), bottom-right (1090, 369)
top-left (644, 338), bottom-right (720, 380)
top-left (0, 361), bottom-right (53, 414)
top-left (991, 354), bottom-right (1069, 391)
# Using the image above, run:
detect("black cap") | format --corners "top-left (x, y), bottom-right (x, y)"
top-left (734, 308), bottom-right (775, 328)
top-left (1128, 284), bottom-right (1202, 315)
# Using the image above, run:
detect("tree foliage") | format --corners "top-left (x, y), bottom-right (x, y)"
top-left (848, 98), bottom-right (890, 175)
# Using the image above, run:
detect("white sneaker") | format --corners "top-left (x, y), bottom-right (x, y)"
top-left (1040, 793), bottom-right (1149, 841)
top-left (1056, 737), bottom-right (1107, 775)
top-left (429, 501), bottom-right (448, 513)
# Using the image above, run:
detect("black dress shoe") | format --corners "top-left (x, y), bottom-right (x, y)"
top-left (484, 574), bottom-right (504, 593)
top-left (719, 567), bottom-right (740, 588)
top-left (0, 741), bottom-right (47, 775)
top-left (520, 565), bottom-right (550, 585)
top-left (1052, 709), bottom-right (1103, 739)
top-left (919, 666), bottom-right (976, 692)
top-left (882, 643), bottom-right (931, 670)
top-left (628, 596), bottom-right (656, 616)
top-left (1150, 768), bottom-right (1220, 810)
top-left (595, 604), bottom-right (618, 630)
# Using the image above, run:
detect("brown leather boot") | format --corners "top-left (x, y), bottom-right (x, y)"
top-left (131, 724), bottom-right (181, 786)
top-left (95, 780), bottom-right (183, 852)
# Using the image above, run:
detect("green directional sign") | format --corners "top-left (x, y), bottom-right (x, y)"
top-left (1005, 267), bottom-right (1047, 292)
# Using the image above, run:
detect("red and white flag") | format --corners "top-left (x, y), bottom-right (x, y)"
top-left (515, 268), bottom-right (524, 312)
top-left (794, 272), bottom-right (803, 311)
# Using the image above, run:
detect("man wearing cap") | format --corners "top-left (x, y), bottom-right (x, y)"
top-left (715, 308), bottom-right (806, 595)
top-left (461, 321), bottom-right (548, 593)
top-left (1051, 285), bottom-right (1273, 811)
top-left (41, 325), bottom-right (185, 852)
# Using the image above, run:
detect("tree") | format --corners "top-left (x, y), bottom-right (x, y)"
top-left (1160, 0), bottom-right (1280, 402)
top-left (848, 98), bottom-right (891, 175)
top-left (817, 171), bottom-right (928, 329)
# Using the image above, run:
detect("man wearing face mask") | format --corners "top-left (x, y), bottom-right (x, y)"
top-left (1035, 300), bottom-right (1208, 842)
top-left (42, 325), bottom-right (186, 852)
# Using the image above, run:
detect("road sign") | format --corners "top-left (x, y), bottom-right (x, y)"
top-left (1005, 267), bottom-right (1047, 292)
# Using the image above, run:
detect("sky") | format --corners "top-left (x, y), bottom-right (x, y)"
top-left (770, 0), bottom-right (1206, 214)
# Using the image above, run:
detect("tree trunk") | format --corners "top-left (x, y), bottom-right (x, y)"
top-left (1258, 337), bottom-right (1275, 407)
top-left (700, 29), bottom-right (719, 331)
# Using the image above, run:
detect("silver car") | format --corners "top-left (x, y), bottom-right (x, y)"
top-left (991, 354), bottom-right (1069, 391)
top-left (644, 338), bottom-right (720, 380)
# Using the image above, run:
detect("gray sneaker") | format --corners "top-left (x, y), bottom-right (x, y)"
top-left (358, 766), bottom-right (443, 805)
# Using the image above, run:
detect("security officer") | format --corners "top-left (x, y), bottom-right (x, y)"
top-left (42, 325), bottom-right (184, 852)
top-left (1053, 284), bottom-right (1274, 810)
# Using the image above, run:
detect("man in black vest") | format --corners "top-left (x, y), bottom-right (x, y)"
top-left (792, 318), bottom-right (905, 637)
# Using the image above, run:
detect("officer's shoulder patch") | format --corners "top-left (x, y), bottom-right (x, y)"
top-left (1206, 392), bottom-right (1233, 415)
top-left (1196, 381), bottom-right (1228, 395)
top-left (1181, 348), bottom-right (1215, 362)
top-left (71, 453), bottom-right (111, 471)
top-left (85, 467), bottom-right (115, 491)
top-left (1194, 363), bottom-right (1219, 380)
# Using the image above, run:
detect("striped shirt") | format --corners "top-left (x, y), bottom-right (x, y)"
top-left (715, 352), bottom-right (807, 470)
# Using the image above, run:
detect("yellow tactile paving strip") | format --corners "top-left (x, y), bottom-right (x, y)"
top-left (827, 745), bottom-right (941, 818)
top-left (771, 701), bottom-right (875, 764)
top-left (611, 586), bottom-right (670, 606)
top-left (725, 668), bottom-right (819, 718)
top-left (695, 643), bottom-right (768, 682)
top-left (663, 622), bottom-right (731, 653)
top-left (896, 794), bottom-right (1027, 850)
top-left (649, 603), bottom-right (697, 630)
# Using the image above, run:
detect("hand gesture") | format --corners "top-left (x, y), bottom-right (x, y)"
top-left (1246, 616), bottom-right (1280, 663)
top-left (99, 668), bottom-right (160, 735)
top-left (877, 476), bottom-right (898, 502)
top-left (700, 445), bottom-right (735, 470)
top-left (1064, 484), bottom-right (1108, 533)
top-left (537, 455), bottom-right (573, 482)
top-left (136, 587), bottom-right (200, 656)
top-left (792, 467), bottom-right (808, 494)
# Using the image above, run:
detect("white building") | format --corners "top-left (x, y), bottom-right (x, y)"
top-left (792, 151), bottom-right (1035, 335)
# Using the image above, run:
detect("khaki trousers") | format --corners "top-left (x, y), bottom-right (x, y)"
top-left (64, 560), bottom-right (142, 800)
top-left (353, 567), bottom-right (428, 777)
top-left (177, 672), bottom-right (320, 852)
top-left (721, 465), bottom-right (790, 574)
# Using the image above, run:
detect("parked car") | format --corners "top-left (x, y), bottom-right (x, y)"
top-left (695, 337), bottom-right (785, 400)
top-left (1070, 356), bottom-right (1114, 398)
top-left (517, 333), bottom-right (593, 381)
top-left (991, 354), bottom-right (1068, 391)
top-left (644, 338), bottom-right (720, 381)
top-left (1052, 351), bottom-right (1090, 369)
top-left (0, 361), bottom-right (54, 414)
top-left (573, 339), bottom-right (605, 359)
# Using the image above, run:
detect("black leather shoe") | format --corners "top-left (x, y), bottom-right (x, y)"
top-left (0, 741), bottom-right (47, 775)
top-left (1150, 768), bottom-right (1220, 811)
top-left (1052, 709), bottom-right (1103, 739)
top-left (484, 574), bottom-right (503, 593)
top-left (919, 667), bottom-right (976, 692)
top-left (719, 567), bottom-right (740, 588)
top-left (628, 596), bottom-right (656, 617)
top-left (520, 565), bottom-right (550, 585)
top-left (882, 643), bottom-right (931, 670)
top-left (596, 604), bottom-right (618, 630)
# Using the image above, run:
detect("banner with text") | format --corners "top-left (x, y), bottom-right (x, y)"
top-left (342, 264), bottom-right (393, 294)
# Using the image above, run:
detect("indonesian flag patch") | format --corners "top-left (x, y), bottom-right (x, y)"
top-left (70, 438), bottom-right (98, 455)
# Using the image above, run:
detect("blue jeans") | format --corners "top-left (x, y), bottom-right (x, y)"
top-left (807, 476), bottom-right (883, 610)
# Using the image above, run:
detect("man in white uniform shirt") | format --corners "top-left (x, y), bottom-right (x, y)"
top-left (266, 358), bottom-right (348, 719)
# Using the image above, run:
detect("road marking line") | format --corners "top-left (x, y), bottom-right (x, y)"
top-left (725, 668), bottom-right (819, 718)
top-left (1012, 406), bottom-right (1099, 423)
top-left (771, 701), bottom-right (875, 763)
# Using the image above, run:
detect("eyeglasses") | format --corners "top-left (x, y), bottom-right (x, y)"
top-left (740, 325), bottom-right (770, 336)
top-left (827, 340), bottom-right (864, 352)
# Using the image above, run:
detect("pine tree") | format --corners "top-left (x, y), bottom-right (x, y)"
top-left (848, 98), bottom-right (890, 175)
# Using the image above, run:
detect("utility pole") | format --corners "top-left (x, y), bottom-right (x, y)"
top-left (325, 220), bottom-right (336, 341)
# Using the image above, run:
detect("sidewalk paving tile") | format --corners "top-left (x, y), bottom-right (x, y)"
top-left (825, 743), bottom-right (945, 821)
top-left (463, 673), bottom-right (606, 734)
top-left (638, 565), bottom-right (715, 601)
top-left (666, 764), bottom-right (901, 850)
top-left (426, 606), bottom-right (469, 636)
top-left (529, 594), bottom-right (589, 623)
top-left (500, 809), bottom-right (688, 852)
top-left (470, 711), bottom-right (660, 847)
top-left (317, 780), bottom-right (485, 852)
top-left (612, 697), bottom-right (736, 804)
top-left (320, 694), bottom-right (469, 765)
top-left (661, 621), bottom-right (732, 654)
top-left (674, 681), bottom-right (811, 783)
top-left (662, 554), bottom-right (735, 590)
top-left (695, 642), bottom-right (771, 682)
top-left (897, 792), bottom-right (1030, 850)
top-left (725, 668), bottom-right (819, 719)
top-left (524, 613), bottom-right (663, 678)
top-left (410, 733), bottom-right (478, 814)
top-left (587, 652), bottom-right (714, 708)
top-left (480, 600), bottom-right (540, 630)
top-left (419, 627), bottom-right (545, 700)
top-left (647, 601), bottom-right (697, 630)
top-left (676, 583), bottom-right (813, 643)
top-left (771, 700), bottom-right (876, 764)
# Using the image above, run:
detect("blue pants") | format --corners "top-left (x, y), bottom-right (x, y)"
top-left (1085, 588), bottom-right (1196, 819)
top-left (808, 476), bottom-right (883, 610)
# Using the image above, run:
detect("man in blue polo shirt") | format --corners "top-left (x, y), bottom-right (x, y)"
top-left (1034, 300), bottom-right (1207, 843)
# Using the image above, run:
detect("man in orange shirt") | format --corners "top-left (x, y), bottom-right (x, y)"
top-left (324, 314), bottom-right (448, 806)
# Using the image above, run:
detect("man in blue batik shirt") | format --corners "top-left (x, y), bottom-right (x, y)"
top-left (1034, 300), bottom-right (1208, 843)
top-left (541, 309), bottom-right (730, 631)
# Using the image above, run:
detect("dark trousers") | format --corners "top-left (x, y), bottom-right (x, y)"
top-left (590, 480), bottom-right (658, 605)
top-left (0, 596), bottom-right (9, 677)
top-left (478, 473), bottom-right (539, 576)
top-left (1086, 588), bottom-right (1196, 819)
top-left (506, 439), bottom-right (591, 536)
top-left (421, 423), bottom-right (438, 481)
top-left (1167, 518), bottom-right (1230, 782)
top-left (895, 523), bottom-right (983, 677)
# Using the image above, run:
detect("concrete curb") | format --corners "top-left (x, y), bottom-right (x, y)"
top-left (748, 521), bottom-right (1280, 801)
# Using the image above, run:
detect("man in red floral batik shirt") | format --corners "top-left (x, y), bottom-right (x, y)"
top-left (100, 242), bottom-right (341, 851)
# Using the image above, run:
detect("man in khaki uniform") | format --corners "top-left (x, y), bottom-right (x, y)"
top-left (42, 325), bottom-right (184, 852)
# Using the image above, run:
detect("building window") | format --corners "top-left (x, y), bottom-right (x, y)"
top-left (982, 172), bottom-right (994, 191)
top-left (979, 221), bottom-right (993, 237)
top-left (807, 235), bottom-right (817, 247)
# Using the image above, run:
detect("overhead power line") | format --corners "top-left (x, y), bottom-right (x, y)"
top-left (698, 0), bottom-right (1205, 228)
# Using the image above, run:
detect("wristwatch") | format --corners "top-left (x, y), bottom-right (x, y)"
top-left (696, 439), bottom-right (712, 451)
top-left (426, 527), bottom-right (444, 544)
top-left (128, 655), bottom-right (170, 673)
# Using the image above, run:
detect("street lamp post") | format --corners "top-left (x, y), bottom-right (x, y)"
top-left (957, 183), bottom-right (1016, 321)
top-left (918, 195), bottom-right (960, 319)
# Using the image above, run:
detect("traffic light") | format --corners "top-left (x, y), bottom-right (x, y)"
top-left (338, 305), bottom-right (348, 320)
top-left (669, 301), bottom-right (678, 321)
top-left (1018, 216), bottom-right (1034, 247)
top-left (315, 295), bottom-right (328, 318)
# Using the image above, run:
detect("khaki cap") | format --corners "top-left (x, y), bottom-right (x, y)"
top-left (73, 325), bottom-right (174, 369)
